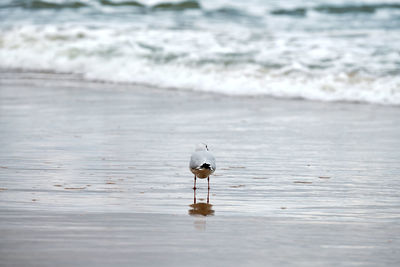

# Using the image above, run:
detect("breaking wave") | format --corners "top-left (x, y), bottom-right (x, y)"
top-left (1, 0), bottom-right (400, 105)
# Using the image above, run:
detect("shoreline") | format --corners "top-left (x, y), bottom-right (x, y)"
top-left (1, 68), bottom-right (398, 107)
top-left (1, 70), bottom-right (399, 266)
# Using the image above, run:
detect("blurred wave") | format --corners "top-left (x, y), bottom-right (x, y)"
top-left (2, 0), bottom-right (201, 10)
top-left (3, 0), bottom-right (400, 15)
top-left (99, 0), bottom-right (144, 7)
top-left (5, 0), bottom-right (88, 9)
top-left (1, 0), bottom-right (400, 104)
top-left (272, 3), bottom-right (400, 17)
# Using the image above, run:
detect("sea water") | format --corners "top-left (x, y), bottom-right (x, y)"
top-left (0, 0), bottom-right (400, 104)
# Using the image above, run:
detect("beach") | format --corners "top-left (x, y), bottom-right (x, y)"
top-left (1, 70), bottom-right (399, 266)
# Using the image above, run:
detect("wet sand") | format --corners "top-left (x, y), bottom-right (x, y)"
top-left (0, 71), bottom-right (400, 266)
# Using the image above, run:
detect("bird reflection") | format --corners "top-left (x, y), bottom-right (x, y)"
top-left (188, 188), bottom-right (215, 216)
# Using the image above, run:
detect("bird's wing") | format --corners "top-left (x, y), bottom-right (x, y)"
top-left (190, 152), bottom-right (204, 169)
top-left (208, 153), bottom-right (216, 170)
top-left (190, 151), bottom-right (216, 170)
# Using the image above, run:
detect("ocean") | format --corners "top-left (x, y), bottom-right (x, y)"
top-left (1, 0), bottom-right (400, 104)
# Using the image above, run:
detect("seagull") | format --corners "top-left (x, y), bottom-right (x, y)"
top-left (189, 143), bottom-right (216, 189)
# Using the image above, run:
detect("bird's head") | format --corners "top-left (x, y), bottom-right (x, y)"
top-left (195, 143), bottom-right (209, 151)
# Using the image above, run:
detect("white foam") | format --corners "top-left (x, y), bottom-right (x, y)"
top-left (0, 24), bottom-right (399, 105)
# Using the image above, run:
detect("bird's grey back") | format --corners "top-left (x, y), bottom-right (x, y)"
top-left (190, 151), bottom-right (216, 170)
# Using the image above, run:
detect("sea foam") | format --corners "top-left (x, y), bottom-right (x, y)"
top-left (1, 0), bottom-right (400, 105)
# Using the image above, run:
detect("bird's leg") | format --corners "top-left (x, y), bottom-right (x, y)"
top-left (194, 188), bottom-right (196, 204)
top-left (193, 175), bottom-right (197, 190)
top-left (207, 176), bottom-right (210, 189)
top-left (207, 186), bottom-right (210, 204)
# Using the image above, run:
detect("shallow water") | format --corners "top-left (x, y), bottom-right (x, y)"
top-left (1, 72), bottom-right (400, 266)
top-left (1, 209), bottom-right (399, 266)
top-left (1, 71), bottom-right (399, 221)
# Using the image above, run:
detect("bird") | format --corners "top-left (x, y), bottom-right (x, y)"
top-left (189, 143), bottom-right (216, 189)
